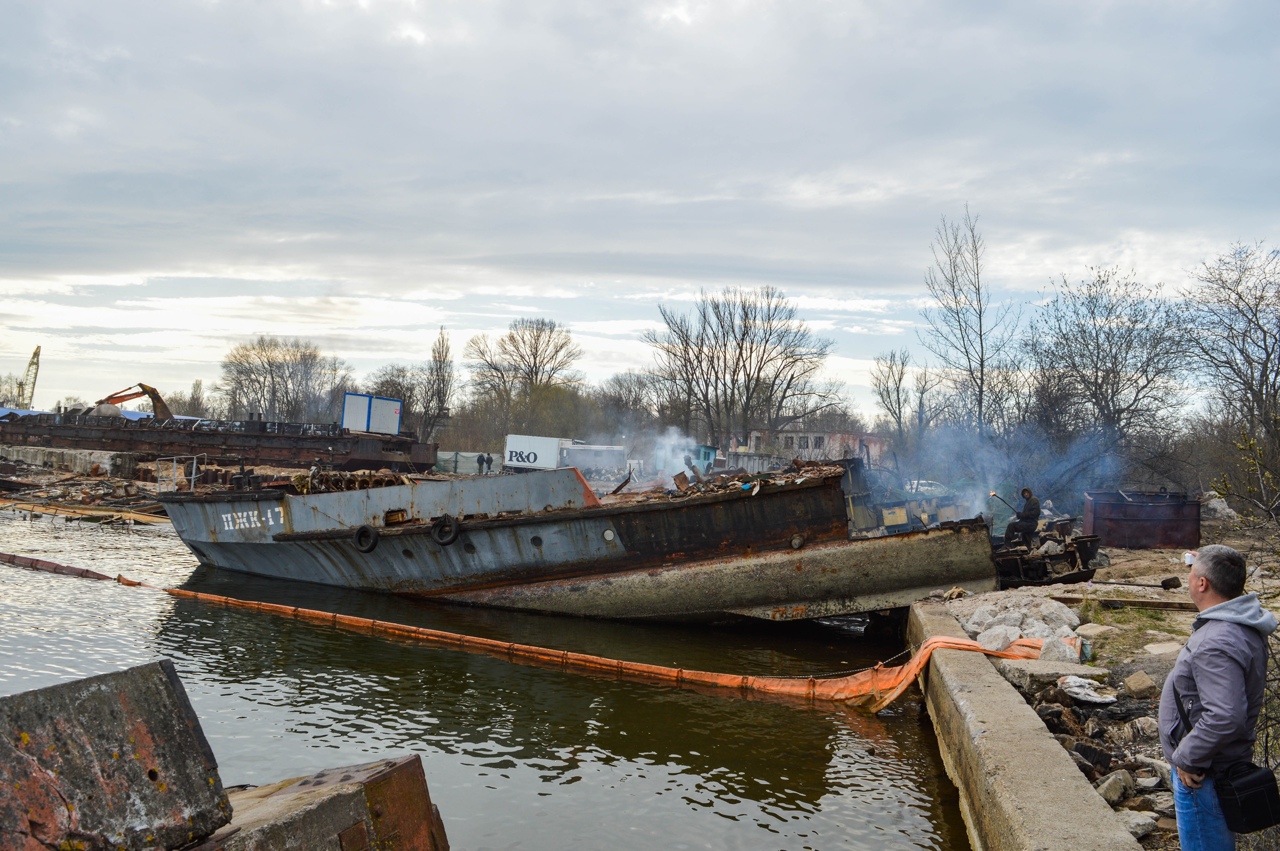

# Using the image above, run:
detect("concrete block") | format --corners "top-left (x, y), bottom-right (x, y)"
top-left (1116, 810), bottom-right (1157, 839)
top-left (0, 660), bottom-right (230, 850)
top-left (963, 604), bottom-right (999, 636)
top-left (1094, 769), bottom-right (1135, 805)
top-left (909, 602), bottom-right (1142, 850)
top-left (994, 659), bottom-right (1108, 691)
top-left (0, 444), bottom-right (137, 478)
top-left (1075, 623), bottom-right (1116, 639)
top-left (200, 755), bottom-right (448, 851)
top-left (1021, 617), bottom-right (1057, 640)
top-left (1123, 670), bottom-right (1159, 698)
top-left (1035, 599), bottom-right (1079, 631)
top-left (976, 624), bottom-right (1022, 651)
top-left (1040, 635), bottom-right (1082, 663)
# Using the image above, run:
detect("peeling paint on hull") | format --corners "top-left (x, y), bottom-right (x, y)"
top-left (160, 468), bottom-right (997, 621)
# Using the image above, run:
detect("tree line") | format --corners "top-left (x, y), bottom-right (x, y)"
top-left (872, 207), bottom-right (1280, 516)
top-left (64, 211), bottom-right (1277, 519)
top-left (148, 288), bottom-right (852, 465)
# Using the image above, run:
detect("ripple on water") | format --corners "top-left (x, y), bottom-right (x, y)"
top-left (0, 510), bottom-right (970, 850)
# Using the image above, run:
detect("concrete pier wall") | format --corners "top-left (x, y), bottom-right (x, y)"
top-left (908, 601), bottom-right (1142, 851)
top-left (0, 442), bottom-right (137, 478)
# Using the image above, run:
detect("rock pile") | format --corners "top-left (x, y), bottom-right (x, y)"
top-left (947, 586), bottom-right (1174, 840)
top-left (954, 594), bottom-right (1083, 662)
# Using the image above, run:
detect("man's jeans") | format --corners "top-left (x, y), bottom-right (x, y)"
top-left (1173, 771), bottom-right (1235, 850)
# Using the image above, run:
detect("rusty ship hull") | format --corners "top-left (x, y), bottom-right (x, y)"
top-left (159, 467), bottom-right (997, 621)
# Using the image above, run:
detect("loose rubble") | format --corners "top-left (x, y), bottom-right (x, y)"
top-left (944, 579), bottom-right (1199, 849)
top-left (0, 456), bottom-right (166, 523)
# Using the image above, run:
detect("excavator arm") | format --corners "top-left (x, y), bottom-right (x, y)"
top-left (95, 383), bottom-right (175, 421)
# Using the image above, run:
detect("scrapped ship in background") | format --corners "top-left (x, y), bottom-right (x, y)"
top-left (159, 459), bottom-right (1001, 621)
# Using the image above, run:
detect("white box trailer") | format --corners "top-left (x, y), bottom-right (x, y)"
top-left (503, 435), bottom-right (567, 471)
top-left (341, 392), bottom-right (403, 436)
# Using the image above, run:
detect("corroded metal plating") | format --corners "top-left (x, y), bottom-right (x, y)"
top-left (159, 467), bottom-right (997, 621)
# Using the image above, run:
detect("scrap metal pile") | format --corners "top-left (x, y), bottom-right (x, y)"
top-left (0, 465), bottom-right (168, 524)
top-left (290, 468), bottom-right (414, 494)
top-left (605, 460), bottom-right (848, 504)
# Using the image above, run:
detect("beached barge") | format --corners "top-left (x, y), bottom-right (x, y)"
top-left (0, 412), bottom-right (437, 470)
top-left (159, 463), bottom-right (997, 621)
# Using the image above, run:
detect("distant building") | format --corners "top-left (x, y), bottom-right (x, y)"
top-left (741, 427), bottom-right (889, 467)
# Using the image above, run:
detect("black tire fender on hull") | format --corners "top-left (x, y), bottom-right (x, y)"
top-left (353, 524), bottom-right (380, 553)
top-left (431, 514), bottom-right (461, 546)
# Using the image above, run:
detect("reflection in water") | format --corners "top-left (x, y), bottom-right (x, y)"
top-left (0, 512), bottom-right (970, 849)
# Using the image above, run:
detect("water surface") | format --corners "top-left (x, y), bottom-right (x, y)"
top-left (0, 510), bottom-right (969, 850)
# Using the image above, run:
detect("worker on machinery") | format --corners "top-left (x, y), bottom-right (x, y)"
top-left (1003, 487), bottom-right (1042, 549)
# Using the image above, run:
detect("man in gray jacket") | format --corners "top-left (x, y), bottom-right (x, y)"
top-left (1159, 544), bottom-right (1277, 849)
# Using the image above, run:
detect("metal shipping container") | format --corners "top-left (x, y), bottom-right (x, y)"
top-left (1082, 490), bottom-right (1201, 550)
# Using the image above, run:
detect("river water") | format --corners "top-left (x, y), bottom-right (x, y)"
top-left (0, 510), bottom-right (970, 850)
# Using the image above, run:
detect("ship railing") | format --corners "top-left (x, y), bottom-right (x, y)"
top-left (156, 454), bottom-right (209, 493)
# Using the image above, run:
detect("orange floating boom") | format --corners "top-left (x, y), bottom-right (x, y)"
top-left (2, 551), bottom-right (1051, 712)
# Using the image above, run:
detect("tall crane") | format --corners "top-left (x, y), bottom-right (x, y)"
top-left (15, 346), bottom-right (39, 410)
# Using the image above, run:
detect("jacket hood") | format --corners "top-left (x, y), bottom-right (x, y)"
top-left (1197, 593), bottom-right (1279, 635)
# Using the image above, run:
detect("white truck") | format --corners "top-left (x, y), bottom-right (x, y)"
top-left (503, 435), bottom-right (628, 473)
top-left (502, 435), bottom-right (568, 471)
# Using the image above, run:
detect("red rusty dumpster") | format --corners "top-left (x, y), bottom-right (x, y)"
top-left (1083, 490), bottom-right (1200, 550)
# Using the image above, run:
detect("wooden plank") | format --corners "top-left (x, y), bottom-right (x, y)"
top-left (0, 500), bottom-right (170, 524)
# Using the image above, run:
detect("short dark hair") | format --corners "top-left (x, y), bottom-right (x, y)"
top-left (1196, 544), bottom-right (1247, 598)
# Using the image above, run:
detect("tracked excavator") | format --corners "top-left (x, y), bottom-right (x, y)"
top-left (94, 384), bottom-right (175, 421)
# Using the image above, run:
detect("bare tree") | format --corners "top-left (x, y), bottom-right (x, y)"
top-left (166, 380), bottom-right (214, 418)
top-left (1184, 243), bottom-right (1280, 443)
top-left (363, 329), bottom-right (455, 441)
top-left (467, 318), bottom-right (581, 391)
top-left (1028, 268), bottom-right (1186, 452)
top-left (464, 318), bottom-right (582, 436)
top-left (645, 286), bottom-right (839, 448)
top-left (920, 206), bottom-right (1020, 437)
top-left (0, 373), bottom-right (21, 408)
top-left (912, 364), bottom-right (947, 436)
top-left (217, 336), bottom-right (353, 422)
top-left (420, 327), bottom-right (455, 441)
top-left (592, 371), bottom-right (658, 437)
top-left (871, 349), bottom-right (911, 443)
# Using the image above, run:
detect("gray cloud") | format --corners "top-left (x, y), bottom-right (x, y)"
top-left (2, 0), bottom-right (1278, 407)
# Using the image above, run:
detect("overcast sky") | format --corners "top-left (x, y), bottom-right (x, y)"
top-left (2, 0), bottom-right (1277, 412)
